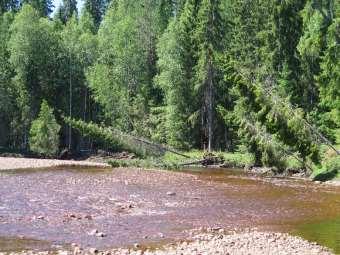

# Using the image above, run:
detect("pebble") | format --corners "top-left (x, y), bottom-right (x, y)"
top-left (98, 230), bottom-right (334, 255)
top-left (73, 247), bottom-right (82, 254)
top-left (89, 248), bottom-right (99, 254)
top-left (88, 229), bottom-right (99, 236)
top-left (84, 215), bottom-right (93, 220)
top-left (96, 232), bottom-right (107, 238)
top-left (57, 251), bottom-right (68, 255)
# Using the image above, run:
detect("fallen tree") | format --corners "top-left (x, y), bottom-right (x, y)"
top-left (63, 116), bottom-right (191, 159)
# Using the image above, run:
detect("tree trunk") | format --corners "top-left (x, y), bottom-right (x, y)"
top-left (68, 53), bottom-right (72, 151)
top-left (206, 57), bottom-right (214, 152)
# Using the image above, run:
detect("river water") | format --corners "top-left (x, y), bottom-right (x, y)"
top-left (0, 167), bottom-right (339, 253)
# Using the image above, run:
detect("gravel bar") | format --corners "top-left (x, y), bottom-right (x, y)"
top-left (0, 157), bottom-right (109, 170)
top-left (107, 230), bottom-right (333, 255)
top-left (0, 230), bottom-right (333, 255)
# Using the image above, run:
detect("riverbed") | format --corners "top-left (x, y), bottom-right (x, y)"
top-left (0, 166), bottom-right (339, 253)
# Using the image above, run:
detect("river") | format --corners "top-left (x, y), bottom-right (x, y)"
top-left (0, 167), bottom-right (339, 253)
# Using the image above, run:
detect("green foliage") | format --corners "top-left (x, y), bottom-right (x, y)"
top-left (84, 0), bottom-right (104, 29)
top-left (323, 156), bottom-right (340, 173)
top-left (63, 117), bottom-right (166, 157)
top-left (88, 0), bottom-right (166, 132)
top-left (0, 12), bottom-right (15, 146)
top-left (0, 0), bottom-right (20, 14)
top-left (0, 12), bottom-right (14, 114)
top-left (108, 157), bottom-right (180, 170)
top-left (0, 0), bottom-right (338, 174)
top-left (220, 61), bottom-right (321, 168)
top-left (61, 0), bottom-right (78, 23)
top-left (313, 156), bottom-right (340, 181)
top-left (192, 0), bottom-right (225, 151)
top-left (8, 5), bottom-right (65, 148)
top-left (29, 100), bottom-right (61, 156)
top-left (155, 18), bottom-right (194, 149)
top-left (162, 149), bottom-right (254, 168)
top-left (22, 0), bottom-right (53, 16)
top-left (317, 17), bottom-right (340, 133)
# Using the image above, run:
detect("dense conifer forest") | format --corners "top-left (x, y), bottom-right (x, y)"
top-left (0, 0), bottom-right (339, 172)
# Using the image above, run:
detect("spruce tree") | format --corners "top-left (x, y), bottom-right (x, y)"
top-left (60, 0), bottom-right (77, 23)
top-left (193, 0), bottom-right (224, 151)
top-left (29, 100), bottom-right (61, 157)
top-left (84, 0), bottom-right (102, 29)
top-left (156, 19), bottom-right (193, 148)
top-left (0, 0), bottom-right (19, 14)
top-left (272, 0), bottom-right (305, 108)
top-left (316, 15), bottom-right (339, 138)
top-left (21, 0), bottom-right (53, 16)
top-left (156, 0), bottom-right (200, 148)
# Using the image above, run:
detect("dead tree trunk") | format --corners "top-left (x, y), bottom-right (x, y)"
top-left (205, 53), bottom-right (214, 152)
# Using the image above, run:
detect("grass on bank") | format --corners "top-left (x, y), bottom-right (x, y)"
top-left (312, 147), bottom-right (340, 181)
top-left (162, 150), bottom-right (255, 168)
top-left (108, 145), bottom-right (339, 181)
top-left (108, 150), bottom-right (256, 171)
top-left (311, 130), bottom-right (340, 181)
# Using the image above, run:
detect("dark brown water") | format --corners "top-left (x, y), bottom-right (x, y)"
top-left (0, 167), bottom-right (339, 253)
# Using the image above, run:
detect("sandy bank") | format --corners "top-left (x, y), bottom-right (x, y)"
top-left (0, 157), bottom-right (109, 170)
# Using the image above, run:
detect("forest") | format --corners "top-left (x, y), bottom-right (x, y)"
top-left (0, 0), bottom-right (339, 174)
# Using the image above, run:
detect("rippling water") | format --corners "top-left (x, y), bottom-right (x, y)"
top-left (0, 167), bottom-right (339, 253)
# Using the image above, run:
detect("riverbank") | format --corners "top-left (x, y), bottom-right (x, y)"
top-left (90, 229), bottom-right (334, 255)
top-left (0, 230), bottom-right (334, 255)
top-left (0, 157), bottom-right (109, 170)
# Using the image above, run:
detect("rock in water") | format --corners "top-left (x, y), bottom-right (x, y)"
top-left (96, 232), bottom-right (107, 238)
top-left (88, 229), bottom-right (98, 236)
